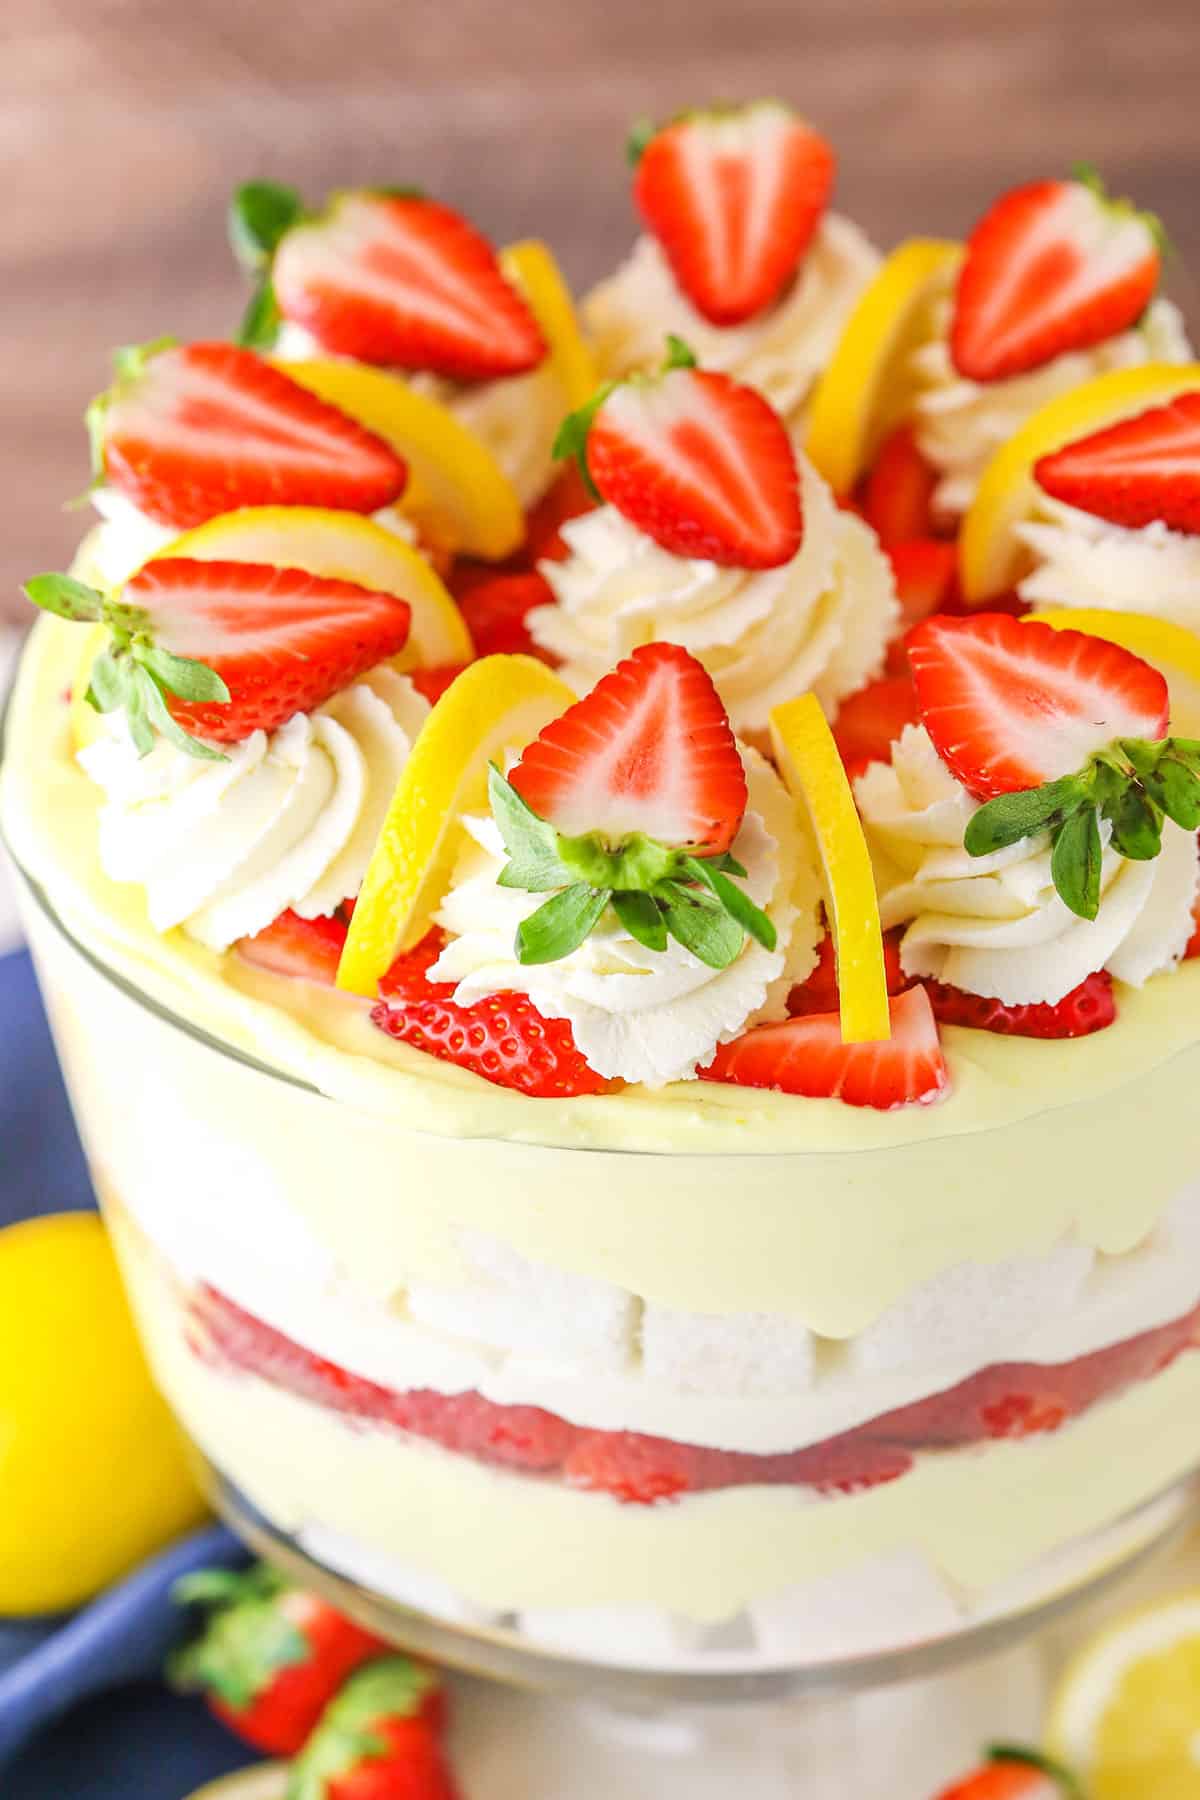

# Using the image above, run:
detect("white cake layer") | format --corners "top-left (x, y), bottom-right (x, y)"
top-left (125, 1155), bottom-right (1200, 1456)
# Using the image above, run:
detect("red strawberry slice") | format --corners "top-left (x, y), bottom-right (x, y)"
top-left (564, 1428), bottom-right (911, 1506)
top-left (832, 675), bottom-right (920, 777)
top-left (1034, 390), bottom-right (1200, 535)
top-left (632, 103), bottom-right (836, 327)
top-left (583, 363), bottom-right (803, 569)
top-left (701, 984), bottom-right (947, 1109)
top-left (887, 538), bottom-right (960, 652)
top-left (371, 929), bottom-right (610, 1098)
top-left (518, 461), bottom-right (598, 564)
top-left (950, 175), bottom-right (1162, 383)
top-left (121, 557), bottom-right (412, 742)
top-left (861, 425), bottom-right (940, 546)
top-left (95, 341), bottom-right (408, 527)
top-left (456, 570), bottom-right (556, 660)
top-left (787, 929), bottom-right (907, 1016)
top-left (272, 192), bottom-right (545, 380)
top-left (926, 969), bottom-right (1116, 1039)
top-left (238, 908), bottom-right (349, 984)
top-left (906, 612), bottom-right (1169, 797)
top-left (508, 640), bottom-right (747, 854)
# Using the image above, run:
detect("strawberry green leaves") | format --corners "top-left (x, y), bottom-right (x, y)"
top-left (229, 181), bottom-right (306, 349)
top-left (488, 764), bottom-right (775, 969)
top-left (22, 571), bottom-right (230, 760)
top-left (965, 736), bottom-right (1200, 919)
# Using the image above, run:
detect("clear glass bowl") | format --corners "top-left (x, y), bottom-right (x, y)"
top-left (10, 839), bottom-right (1200, 1703)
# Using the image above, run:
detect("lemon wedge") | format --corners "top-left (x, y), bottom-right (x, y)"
top-left (805, 238), bottom-right (961, 496)
top-left (961, 363), bottom-right (1200, 603)
top-left (156, 506), bottom-right (473, 671)
top-left (278, 359), bottom-right (525, 562)
top-left (502, 238), bottom-right (599, 411)
top-left (184, 1768), bottom-right (288, 1800)
top-left (769, 693), bottom-right (890, 1043)
top-left (1047, 1590), bottom-right (1200, 1798)
top-left (338, 654), bottom-right (575, 994)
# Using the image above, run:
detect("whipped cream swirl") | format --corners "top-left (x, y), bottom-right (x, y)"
top-left (1017, 498), bottom-right (1200, 633)
top-left (429, 751), bottom-right (821, 1087)
top-left (274, 321), bottom-right (562, 510)
top-left (913, 297), bottom-right (1193, 521)
top-left (530, 456), bottom-right (898, 737)
top-left (857, 725), bottom-right (1198, 1005)
top-left (78, 668), bottom-right (429, 950)
top-left (583, 216), bottom-right (881, 429)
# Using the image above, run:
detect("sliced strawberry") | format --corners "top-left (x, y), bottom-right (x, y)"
top-left (788, 929), bottom-right (907, 1016)
top-left (1034, 390), bottom-right (1200, 535)
top-left (195, 1285), bottom-right (579, 1472)
top-left (701, 985), bottom-right (947, 1109)
top-left (1186, 899), bottom-right (1200, 959)
top-left (272, 192), bottom-right (545, 380)
top-left (371, 930), bottom-right (610, 1098)
top-left (518, 460), bottom-right (598, 564)
top-left (632, 103), bottom-right (835, 327)
top-left (456, 570), bottom-right (556, 660)
top-left (861, 426), bottom-right (940, 546)
top-left (832, 675), bottom-right (920, 775)
top-left (237, 909), bottom-right (349, 985)
top-left (926, 970), bottom-right (1116, 1038)
top-left (571, 358), bottom-right (802, 569)
top-left (907, 613), bottom-right (1169, 797)
top-left (563, 1429), bottom-right (911, 1505)
top-left (950, 174), bottom-right (1162, 383)
top-left (509, 641), bottom-right (747, 854)
top-left (94, 340), bottom-right (407, 527)
top-left (886, 538), bottom-right (960, 670)
top-left (121, 557), bottom-right (412, 742)
top-left (171, 1564), bottom-right (395, 1757)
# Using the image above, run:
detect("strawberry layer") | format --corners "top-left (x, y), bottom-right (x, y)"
top-left (191, 1283), bottom-right (1200, 1503)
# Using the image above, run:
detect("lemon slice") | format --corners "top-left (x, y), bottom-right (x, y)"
top-left (961, 363), bottom-right (1200, 603)
top-left (278, 359), bottom-right (525, 562)
top-left (338, 654), bottom-right (575, 994)
top-left (184, 1767), bottom-right (288, 1800)
top-left (1047, 1590), bottom-right (1200, 1798)
top-left (502, 238), bottom-right (599, 411)
top-left (805, 238), bottom-right (961, 496)
top-left (769, 693), bottom-right (890, 1043)
top-left (156, 506), bottom-right (473, 671)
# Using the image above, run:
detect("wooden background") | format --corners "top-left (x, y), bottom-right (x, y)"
top-left (4, 0), bottom-right (1199, 618)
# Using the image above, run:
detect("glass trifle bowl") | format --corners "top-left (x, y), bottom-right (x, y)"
top-left (6, 613), bottom-right (1200, 1714)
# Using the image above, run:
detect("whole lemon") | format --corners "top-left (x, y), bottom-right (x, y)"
top-left (0, 1211), bottom-right (208, 1614)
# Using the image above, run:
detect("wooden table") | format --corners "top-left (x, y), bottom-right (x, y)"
top-left (4, 0), bottom-right (1198, 616)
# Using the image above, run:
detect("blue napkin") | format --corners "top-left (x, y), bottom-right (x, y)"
top-left (0, 946), bottom-right (255, 1796)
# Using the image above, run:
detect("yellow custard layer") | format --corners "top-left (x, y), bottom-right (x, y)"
top-left (6, 616), bottom-right (1200, 1331)
top-left (114, 1210), bottom-right (1200, 1622)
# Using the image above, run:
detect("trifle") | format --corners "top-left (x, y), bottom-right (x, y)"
top-left (6, 119), bottom-right (1200, 1691)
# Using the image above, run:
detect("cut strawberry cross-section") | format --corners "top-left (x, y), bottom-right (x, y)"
top-left (89, 340), bottom-right (408, 528)
top-left (949, 171), bottom-right (1163, 384)
top-left (701, 984), bottom-right (948, 1110)
top-left (906, 612), bottom-right (1200, 923)
top-left (237, 184), bottom-right (546, 380)
top-left (556, 341), bottom-right (803, 568)
top-left (1034, 390), bottom-right (1200, 535)
top-left (24, 559), bottom-right (412, 755)
top-left (630, 102), bottom-right (836, 327)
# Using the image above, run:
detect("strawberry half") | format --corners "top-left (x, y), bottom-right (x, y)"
top-left (701, 985), bottom-right (948, 1110)
top-left (907, 613), bottom-right (1169, 798)
top-left (832, 675), bottom-right (920, 778)
top-left (1034, 390), bottom-right (1200, 535)
top-left (26, 560), bottom-right (412, 753)
top-left (90, 340), bottom-right (407, 527)
top-left (861, 425), bottom-right (940, 546)
top-left (508, 640), bottom-right (747, 854)
top-left (238, 909), bottom-right (349, 984)
top-left (268, 190), bottom-right (545, 380)
top-left (631, 103), bottom-right (836, 326)
top-left (170, 1563), bottom-right (396, 1757)
top-left (949, 172), bottom-right (1162, 383)
top-left (559, 346), bottom-right (803, 568)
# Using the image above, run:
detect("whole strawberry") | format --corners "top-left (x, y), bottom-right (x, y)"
top-left (933, 1745), bottom-right (1081, 1799)
top-left (170, 1565), bottom-right (405, 1757)
top-left (288, 1658), bottom-right (459, 1800)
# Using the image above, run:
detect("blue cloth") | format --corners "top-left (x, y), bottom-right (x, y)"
top-left (0, 947), bottom-right (257, 1797)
